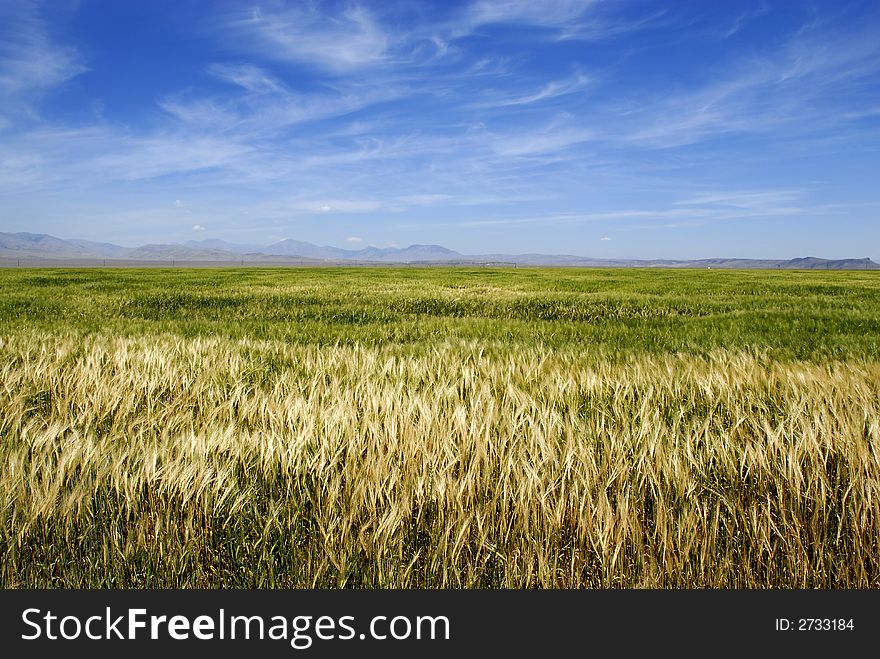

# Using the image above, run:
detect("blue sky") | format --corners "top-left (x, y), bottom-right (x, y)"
top-left (1, 0), bottom-right (879, 259)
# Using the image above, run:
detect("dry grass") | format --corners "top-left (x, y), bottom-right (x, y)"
top-left (2, 331), bottom-right (878, 587)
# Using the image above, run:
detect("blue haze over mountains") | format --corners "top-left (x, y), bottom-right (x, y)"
top-left (1, 232), bottom-right (877, 270)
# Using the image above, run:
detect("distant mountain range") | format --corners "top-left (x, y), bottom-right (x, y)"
top-left (184, 238), bottom-right (463, 263)
top-left (1, 232), bottom-right (877, 270)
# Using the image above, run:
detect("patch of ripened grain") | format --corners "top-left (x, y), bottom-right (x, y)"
top-left (1, 331), bottom-right (877, 587)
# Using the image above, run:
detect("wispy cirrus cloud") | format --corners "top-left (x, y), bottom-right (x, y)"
top-left (489, 121), bottom-right (594, 157)
top-left (0, 125), bottom-right (259, 191)
top-left (207, 62), bottom-right (285, 94)
top-left (472, 72), bottom-right (592, 109)
top-left (499, 73), bottom-right (591, 106)
top-left (426, 187), bottom-right (847, 230)
top-left (463, 0), bottom-right (597, 31)
top-left (300, 199), bottom-right (380, 214)
top-left (722, 2), bottom-right (770, 39)
top-left (454, 0), bottom-right (664, 43)
top-left (159, 62), bottom-right (406, 139)
top-left (213, 4), bottom-right (392, 72)
top-left (617, 18), bottom-right (880, 148)
top-left (490, 130), bottom-right (594, 158)
top-left (673, 189), bottom-right (806, 211)
top-left (0, 2), bottom-right (86, 127)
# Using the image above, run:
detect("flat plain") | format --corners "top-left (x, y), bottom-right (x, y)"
top-left (1, 267), bottom-right (878, 587)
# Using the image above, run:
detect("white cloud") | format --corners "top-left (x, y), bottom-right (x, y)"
top-left (491, 126), bottom-right (594, 157)
top-left (673, 190), bottom-right (805, 211)
top-left (600, 236), bottom-right (611, 241)
top-left (207, 63), bottom-right (285, 94)
top-left (191, 224), bottom-right (206, 231)
top-left (90, 133), bottom-right (256, 182)
top-left (301, 200), bottom-right (380, 214)
top-left (216, 5), bottom-right (390, 72)
top-left (618, 21), bottom-right (880, 149)
top-left (345, 236), bottom-right (363, 243)
top-left (159, 68), bottom-right (401, 138)
top-left (464, 0), bottom-right (596, 30)
top-left (425, 187), bottom-right (847, 230)
top-left (491, 73), bottom-right (591, 107)
top-left (397, 194), bottom-right (452, 206)
top-left (0, 3), bottom-right (87, 124)
top-left (722, 4), bottom-right (770, 40)
top-left (454, 0), bottom-right (661, 43)
top-left (0, 124), bottom-right (277, 192)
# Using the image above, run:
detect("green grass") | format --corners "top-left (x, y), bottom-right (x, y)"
top-left (1, 267), bottom-right (879, 587)
top-left (1, 267), bottom-right (879, 359)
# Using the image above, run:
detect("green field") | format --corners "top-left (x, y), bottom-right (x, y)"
top-left (1, 267), bottom-right (879, 587)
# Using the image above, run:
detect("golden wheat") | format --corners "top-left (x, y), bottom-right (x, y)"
top-left (1, 330), bottom-right (878, 587)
